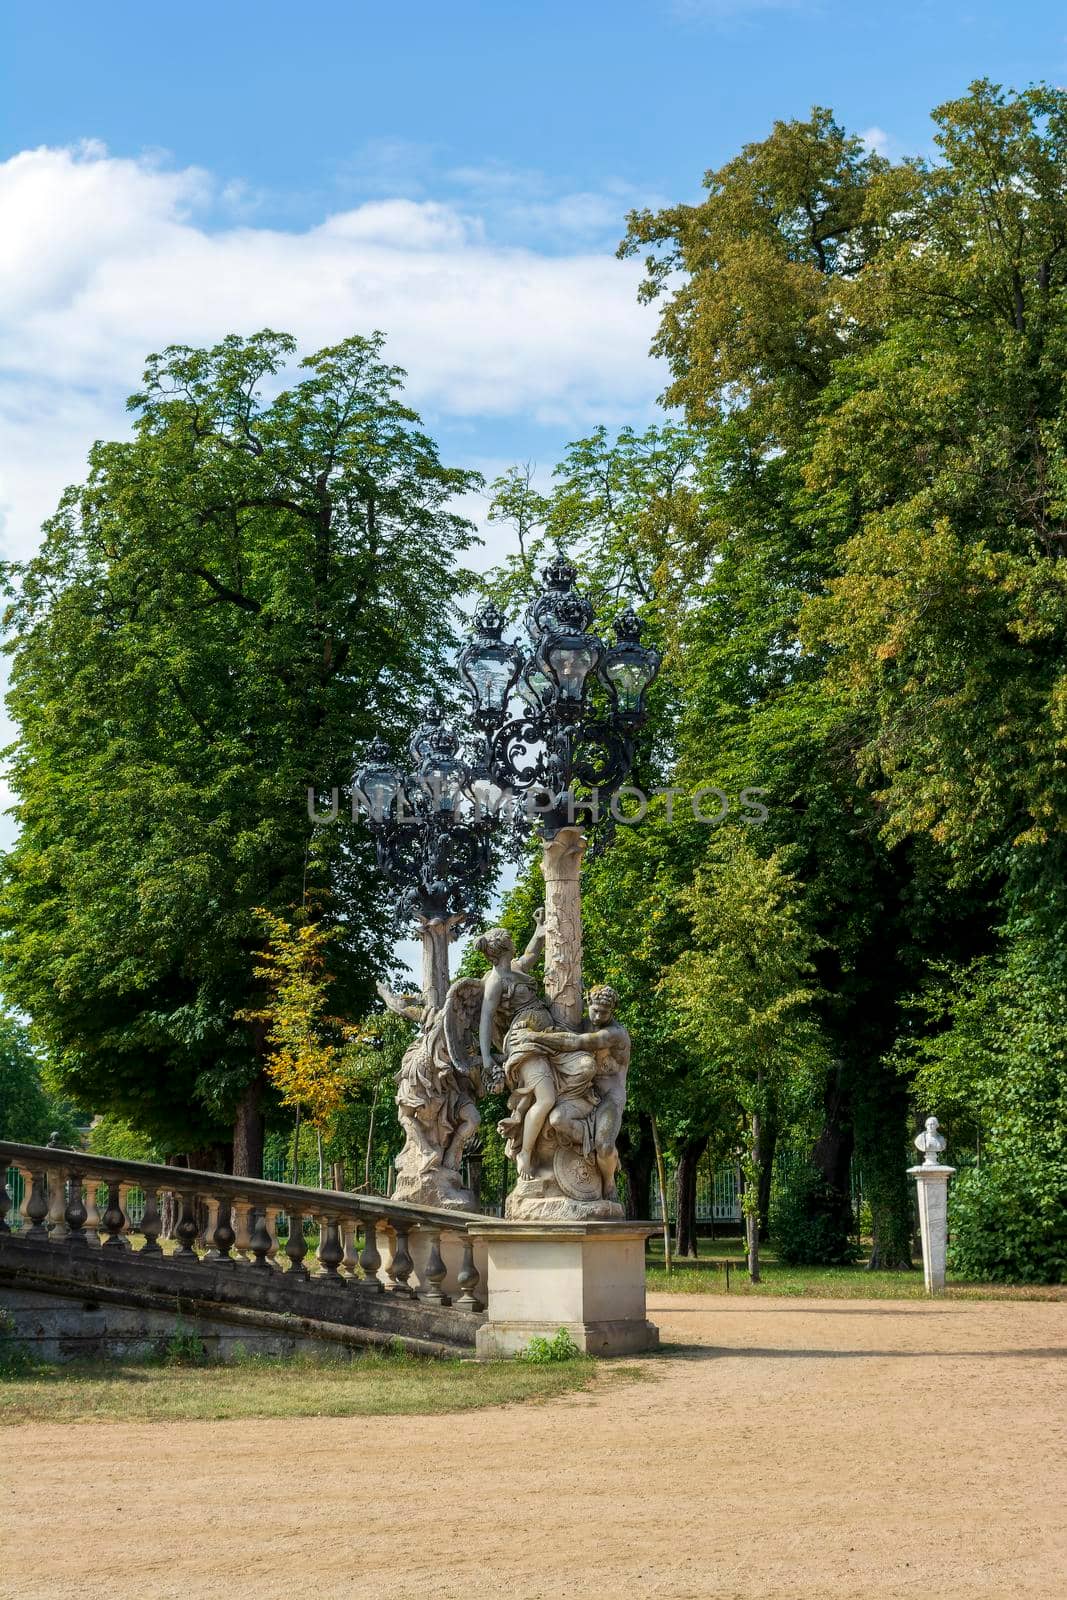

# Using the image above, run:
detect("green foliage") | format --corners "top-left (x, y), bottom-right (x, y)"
top-left (771, 1164), bottom-right (859, 1266)
top-left (86, 1114), bottom-right (160, 1162)
top-left (163, 1327), bottom-right (208, 1367)
top-left (0, 1010), bottom-right (81, 1145)
top-left (897, 942), bottom-right (1067, 1283)
top-left (949, 1158), bottom-right (1067, 1284)
top-left (516, 1327), bottom-right (582, 1363)
top-left (0, 331), bottom-right (478, 1155)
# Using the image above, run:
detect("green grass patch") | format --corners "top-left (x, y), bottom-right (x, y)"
top-left (0, 1342), bottom-right (643, 1425)
top-left (644, 1238), bottom-right (1066, 1300)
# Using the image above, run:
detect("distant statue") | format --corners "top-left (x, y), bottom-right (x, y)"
top-left (914, 1115), bottom-right (948, 1167)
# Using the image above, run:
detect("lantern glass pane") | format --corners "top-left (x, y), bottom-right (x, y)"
top-left (549, 642), bottom-right (597, 701)
top-left (470, 649), bottom-right (514, 711)
top-left (605, 656), bottom-right (651, 712)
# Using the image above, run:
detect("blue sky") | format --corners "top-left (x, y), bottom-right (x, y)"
top-left (0, 0), bottom-right (1062, 960)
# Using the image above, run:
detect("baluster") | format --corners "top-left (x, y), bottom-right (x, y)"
top-left (46, 1167), bottom-right (69, 1239)
top-left (25, 1171), bottom-right (50, 1240)
top-left (0, 1170), bottom-right (11, 1233)
top-left (266, 1207), bottom-right (281, 1263)
top-left (119, 1183), bottom-right (135, 1240)
top-left (17, 1168), bottom-right (36, 1233)
top-left (390, 1223), bottom-right (414, 1295)
top-left (285, 1212), bottom-right (309, 1278)
top-left (455, 1232), bottom-right (484, 1312)
top-left (175, 1193), bottom-right (200, 1259)
top-left (250, 1208), bottom-right (274, 1269)
top-left (139, 1189), bottom-right (163, 1255)
top-left (231, 1201), bottom-right (255, 1262)
top-left (341, 1221), bottom-right (359, 1278)
top-left (63, 1172), bottom-right (89, 1247)
top-left (83, 1178), bottom-right (102, 1244)
top-left (212, 1199), bottom-right (236, 1265)
top-left (317, 1216), bottom-right (344, 1281)
top-left (418, 1229), bottom-right (450, 1306)
top-left (359, 1217), bottom-right (382, 1291)
top-left (200, 1196), bottom-right (221, 1258)
top-left (101, 1181), bottom-right (127, 1249)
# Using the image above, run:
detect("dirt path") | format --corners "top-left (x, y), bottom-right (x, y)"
top-left (2, 1294), bottom-right (1064, 1600)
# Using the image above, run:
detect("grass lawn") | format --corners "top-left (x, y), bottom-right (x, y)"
top-left (644, 1237), bottom-right (1065, 1300)
top-left (0, 1344), bottom-right (645, 1425)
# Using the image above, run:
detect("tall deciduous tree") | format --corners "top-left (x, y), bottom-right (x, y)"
top-left (1, 331), bottom-right (479, 1172)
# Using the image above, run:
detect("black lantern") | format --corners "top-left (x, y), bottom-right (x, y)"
top-left (459, 547), bottom-right (661, 837)
top-left (355, 735), bottom-right (403, 822)
top-left (598, 608), bottom-right (660, 721)
top-left (459, 601), bottom-right (522, 725)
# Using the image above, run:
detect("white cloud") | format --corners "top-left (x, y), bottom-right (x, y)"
top-left (859, 126), bottom-right (891, 159)
top-left (0, 142), bottom-right (662, 561)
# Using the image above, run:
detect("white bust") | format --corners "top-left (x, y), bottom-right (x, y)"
top-left (914, 1115), bottom-right (947, 1166)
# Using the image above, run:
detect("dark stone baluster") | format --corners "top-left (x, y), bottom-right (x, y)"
top-left (455, 1233), bottom-right (485, 1313)
top-left (359, 1217), bottom-right (382, 1291)
top-left (318, 1217), bottom-right (344, 1281)
top-left (285, 1213), bottom-right (309, 1278)
top-left (64, 1173), bottom-right (89, 1248)
top-left (0, 1171), bottom-right (12, 1233)
top-left (390, 1223), bottom-right (414, 1295)
top-left (175, 1193), bottom-right (200, 1259)
top-left (25, 1172), bottom-right (50, 1240)
top-left (212, 1200), bottom-right (236, 1266)
top-left (250, 1208), bottom-right (274, 1269)
top-left (418, 1229), bottom-right (450, 1306)
top-left (101, 1181), bottom-right (127, 1249)
top-left (139, 1189), bottom-right (163, 1255)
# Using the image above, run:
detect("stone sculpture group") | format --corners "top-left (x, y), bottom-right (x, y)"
top-left (379, 906), bottom-right (628, 1219)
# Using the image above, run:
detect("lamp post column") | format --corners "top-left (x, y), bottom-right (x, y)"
top-left (542, 827), bottom-right (586, 1029)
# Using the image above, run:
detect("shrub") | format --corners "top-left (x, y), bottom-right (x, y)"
top-left (0, 1309), bottom-right (43, 1377)
top-left (948, 1155), bottom-right (1067, 1285)
top-left (164, 1327), bottom-right (208, 1367)
top-left (517, 1327), bottom-right (582, 1363)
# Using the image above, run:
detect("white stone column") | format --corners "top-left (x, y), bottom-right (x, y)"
top-left (908, 1116), bottom-right (955, 1295)
top-left (542, 825), bottom-right (586, 1028)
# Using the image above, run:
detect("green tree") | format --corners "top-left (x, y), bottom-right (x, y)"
top-left (1, 331), bottom-right (479, 1172)
top-left (0, 1011), bottom-right (81, 1146)
top-left (662, 833), bottom-right (828, 1282)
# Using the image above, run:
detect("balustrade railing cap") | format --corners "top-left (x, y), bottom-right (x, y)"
top-left (0, 1140), bottom-right (488, 1229)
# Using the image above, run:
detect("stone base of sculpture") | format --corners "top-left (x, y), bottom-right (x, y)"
top-left (471, 1220), bottom-right (659, 1357)
top-left (504, 1162), bottom-right (624, 1222)
top-left (392, 1164), bottom-right (477, 1212)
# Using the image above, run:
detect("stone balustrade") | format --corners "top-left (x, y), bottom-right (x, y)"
top-left (0, 1140), bottom-right (486, 1314)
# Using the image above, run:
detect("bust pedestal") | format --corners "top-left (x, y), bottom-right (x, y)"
top-left (907, 1163), bottom-right (956, 1294)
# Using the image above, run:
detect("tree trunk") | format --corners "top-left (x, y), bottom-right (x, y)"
top-left (674, 1134), bottom-right (708, 1258)
top-left (860, 1085), bottom-right (914, 1271)
top-left (650, 1114), bottom-right (672, 1276)
top-left (747, 1111), bottom-right (761, 1283)
top-left (757, 1115), bottom-right (777, 1244)
top-left (617, 1113), bottom-right (655, 1221)
top-left (232, 1074), bottom-right (265, 1178)
top-left (809, 1061), bottom-right (854, 1250)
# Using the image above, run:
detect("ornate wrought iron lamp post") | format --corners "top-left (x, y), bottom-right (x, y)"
top-left (458, 551), bottom-right (660, 1026)
top-left (354, 706), bottom-right (497, 1008)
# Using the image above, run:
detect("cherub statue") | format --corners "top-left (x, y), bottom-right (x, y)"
top-left (523, 984), bottom-right (630, 1203)
top-left (914, 1115), bottom-right (948, 1167)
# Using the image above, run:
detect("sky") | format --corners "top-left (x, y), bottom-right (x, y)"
top-left (0, 0), bottom-right (1063, 965)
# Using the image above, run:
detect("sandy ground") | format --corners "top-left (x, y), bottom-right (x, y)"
top-left (1, 1293), bottom-right (1064, 1600)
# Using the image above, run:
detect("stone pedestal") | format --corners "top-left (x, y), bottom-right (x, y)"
top-left (908, 1163), bottom-right (955, 1294)
top-left (470, 1221), bottom-right (659, 1358)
